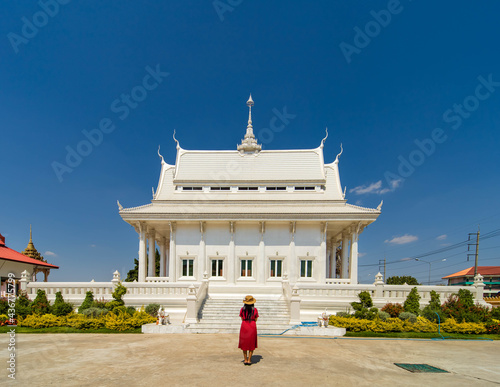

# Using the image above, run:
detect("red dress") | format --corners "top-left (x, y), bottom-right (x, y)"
top-left (238, 307), bottom-right (259, 351)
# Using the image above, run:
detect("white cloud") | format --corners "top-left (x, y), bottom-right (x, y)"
top-left (44, 251), bottom-right (57, 257)
top-left (358, 252), bottom-right (366, 258)
top-left (385, 234), bottom-right (418, 245)
top-left (90, 244), bottom-right (96, 248)
top-left (350, 179), bottom-right (402, 195)
top-left (436, 234), bottom-right (447, 240)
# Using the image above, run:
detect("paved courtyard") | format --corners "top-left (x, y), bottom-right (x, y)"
top-left (2, 333), bottom-right (500, 386)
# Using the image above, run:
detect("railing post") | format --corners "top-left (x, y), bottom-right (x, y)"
top-left (20, 270), bottom-right (30, 292)
top-left (290, 285), bottom-right (301, 325)
top-left (374, 272), bottom-right (384, 298)
top-left (185, 284), bottom-right (198, 323)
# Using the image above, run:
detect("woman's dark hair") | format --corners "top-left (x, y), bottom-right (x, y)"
top-left (242, 304), bottom-right (254, 321)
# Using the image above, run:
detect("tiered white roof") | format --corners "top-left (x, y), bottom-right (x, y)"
top-left (119, 96), bottom-right (381, 228)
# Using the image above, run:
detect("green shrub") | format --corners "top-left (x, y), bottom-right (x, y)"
top-left (485, 320), bottom-right (500, 334)
top-left (491, 307), bottom-right (500, 320)
top-left (126, 306), bottom-right (136, 316)
top-left (441, 292), bottom-right (490, 323)
top-left (111, 283), bottom-right (127, 307)
top-left (399, 312), bottom-right (417, 323)
top-left (15, 292), bottom-right (32, 318)
top-left (0, 297), bottom-right (9, 315)
top-left (351, 291), bottom-right (376, 319)
top-left (421, 290), bottom-right (444, 322)
top-left (381, 303), bottom-right (403, 318)
top-left (79, 291), bottom-right (94, 313)
top-left (145, 303), bottom-right (161, 317)
top-left (105, 300), bottom-right (123, 311)
top-left (112, 306), bottom-right (129, 315)
top-left (377, 311), bottom-right (390, 321)
top-left (81, 307), bottom-right (108, 318)
top-left (336, 311), bottom-right (352, 318)
top-left (92, 297), bottom-right (108, 309)
top-left (31, 289), bottom-right (51, 315)
top-left (52, 292), bottom-right (73, 316)
top-left (403, 287), bottom-right (421, 316)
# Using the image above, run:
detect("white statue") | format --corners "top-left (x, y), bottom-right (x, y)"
top-left (318, 309), bottom-right (330, 328)
top-left (157, 307), bottom-right (170, 325)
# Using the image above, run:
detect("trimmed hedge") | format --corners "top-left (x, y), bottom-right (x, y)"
top-left (18, 310), bottom-right (155, 331)
top-left (329, 315), bottom-right (494, 335)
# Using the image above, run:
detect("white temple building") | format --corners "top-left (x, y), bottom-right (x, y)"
top-left (22, 96), bottom-right (488, 330)
top-left (119, 96), bottom-right (381, 297)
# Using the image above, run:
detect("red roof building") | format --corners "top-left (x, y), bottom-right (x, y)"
top-left (442, 266), bottom-right (500, 296)
top-left (0, 231), bottom-right (58, 297)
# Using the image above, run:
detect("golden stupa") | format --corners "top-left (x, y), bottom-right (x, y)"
top-left (22, 225), bottom-right (46, 263)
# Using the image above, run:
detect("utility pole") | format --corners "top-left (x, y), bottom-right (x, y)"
top-left (467, 226), bottom-right (480, 276)
top-left (378, 257), bottom-right (386, 281)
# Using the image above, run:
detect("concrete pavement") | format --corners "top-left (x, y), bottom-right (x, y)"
top-left (2, 333), bottom-right (500, 386)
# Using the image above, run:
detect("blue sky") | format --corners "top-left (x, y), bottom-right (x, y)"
top-left (1, 1), bottom-right (499, 284)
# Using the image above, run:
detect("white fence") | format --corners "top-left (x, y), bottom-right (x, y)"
top-left (19, 270), bottom-right (489, 323)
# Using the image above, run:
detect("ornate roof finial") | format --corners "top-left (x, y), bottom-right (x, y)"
top-left (29, 224), bottom-right (33, 243)
top-left (157, 145), bottom-right (165, 164)
top-left (334, 143), bottom-right (343, 164)
top-left (238, 94), bottom-right (261, 153)
top-left (320, 127), bottom-right (328, 149)
top-left (173, 130), bottom-right (180, 150)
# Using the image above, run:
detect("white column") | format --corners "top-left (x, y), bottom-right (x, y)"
top-left (148, 229), bottom-right (155, 278)
top-left (318, 223), bottom-right (327, 284)
top-left (341, 233), bottom-right (349, 279)
top-left (326, 239), bottom-right (332, 279)
top-left (349, 229), bottom-right (359, 285)
top-left (160, 236), bottom-right (166, 277)
top-left (138, 226), bottom-right (147, 282)
top-left (168, 223), bottom-right (176, 282)
top-left (289, 222), bottom-right (297, 283)
top-left (228, 222), bottom-right (235, 284)
top-left (199, 222), bottom-right (205, 280)
top-left (257, 222), bottom-right (265, 285)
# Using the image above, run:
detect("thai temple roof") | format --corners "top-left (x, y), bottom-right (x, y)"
top-left (0, 232), bottom-right (58, 269)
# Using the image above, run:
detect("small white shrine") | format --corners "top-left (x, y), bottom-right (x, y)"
top-left (119, 96), bottom-right (381, 294)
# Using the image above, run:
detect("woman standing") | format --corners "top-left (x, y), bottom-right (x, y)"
top-left (238, 295), bottom-right (259, 365)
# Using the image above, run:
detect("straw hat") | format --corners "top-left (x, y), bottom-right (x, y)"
top-left (243, 295), bottom-right (256, 305)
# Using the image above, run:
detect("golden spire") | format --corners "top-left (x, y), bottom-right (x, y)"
top-left (22, 225), bottom-right (46, 262)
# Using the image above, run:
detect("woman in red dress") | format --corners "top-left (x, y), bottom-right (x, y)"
top-left (238, 295), bottom-right (259, 365)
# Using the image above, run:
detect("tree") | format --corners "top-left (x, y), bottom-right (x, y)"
top-left (105, 283), bottom-right (128, 311)
top-left (125, 249), bottom-right (161, 282)
top-left (52, 291), bottom-right (73, 316)
top-left (15, 291), bottom-right (32, 318)
top-left (79, 291), bottom-right (94, 313)
top-left (31, 289), bottom-right (51, 315)
top-left (351, 291), bottom-right (377, 320)
top-left (386, 276), bottom-right (420, 285)
top-left (403, 287), bottom-right (421, 315)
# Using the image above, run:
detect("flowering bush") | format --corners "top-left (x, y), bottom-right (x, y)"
top-left (440, 318), bottom-right (486, 334)
top-left (381, 303), bottom-right (403, 318)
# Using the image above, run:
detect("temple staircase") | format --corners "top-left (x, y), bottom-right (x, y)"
top-left (186, 297), bottom-right (293, 334)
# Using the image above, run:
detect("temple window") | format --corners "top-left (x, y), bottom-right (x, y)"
top-left (211, 259), bottom-right (224, 277)
top-left (240, 259), bottom-right (253, 277)
top-left (182, 259), bottom-right (194, 277)
top-left (210, 187), bottom-right (230, 191)
top-left (270, 259), bottom-right (283, 278)
top-left (300, 259), bottom-right (313, 278)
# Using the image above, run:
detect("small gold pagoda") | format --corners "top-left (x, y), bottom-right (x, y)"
top-left (22, 225), bottom-right (50, 281)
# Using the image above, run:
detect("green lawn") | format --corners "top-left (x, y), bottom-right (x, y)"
top-left (0, 326), bottom-right (141, 334)
top-left (345, 331), bottom-right (500, 340)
